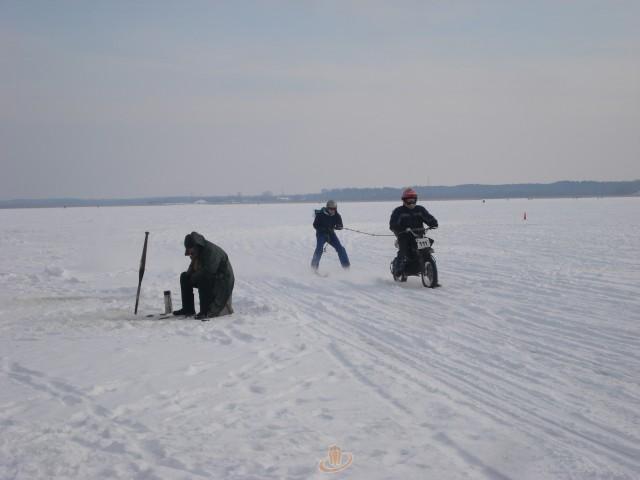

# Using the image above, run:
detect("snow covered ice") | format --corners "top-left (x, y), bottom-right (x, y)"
top-left (1, 198), bottom-right (639, 480)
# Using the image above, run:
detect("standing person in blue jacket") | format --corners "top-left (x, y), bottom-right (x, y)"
top-left (311, 200), bottom-right (350, 270)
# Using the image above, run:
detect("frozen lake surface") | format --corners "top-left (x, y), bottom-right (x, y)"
top-left (1, 197), bottom-right (639, 479)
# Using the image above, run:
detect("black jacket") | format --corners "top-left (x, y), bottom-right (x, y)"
top-left (389, 205), bottom-right (438, 233)
top-left (313, 208), bottom-right (344, 234)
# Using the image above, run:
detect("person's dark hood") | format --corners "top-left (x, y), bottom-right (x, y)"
top-left (184, 231), bottom-right (207, 255)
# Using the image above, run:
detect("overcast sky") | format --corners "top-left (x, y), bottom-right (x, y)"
top-left (1, 1), bottom-right (639, 199)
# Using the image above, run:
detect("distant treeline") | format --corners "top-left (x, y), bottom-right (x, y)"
top-left (1, 180), bottom-right (639, 209)
top-left (314, 180), bottom-right (640, 202)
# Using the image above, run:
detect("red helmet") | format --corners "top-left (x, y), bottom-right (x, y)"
top-left (401, 188), bottom-right (417, 200)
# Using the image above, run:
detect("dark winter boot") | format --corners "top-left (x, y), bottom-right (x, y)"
top-left (392, 256), bottom-right (404, 276)
top-left (175, 271), bottom-right (196, 316)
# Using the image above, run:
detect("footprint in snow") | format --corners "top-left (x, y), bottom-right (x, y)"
top-left (185, 362), bottom-right (211, 376)
top-left (230, 327), bottom-right (256, 342)
top-left (249, 384), bottom-right (266, 394)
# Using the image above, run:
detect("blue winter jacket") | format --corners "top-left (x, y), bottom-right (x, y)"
top-left (313, 208), bottom-right (344, 234)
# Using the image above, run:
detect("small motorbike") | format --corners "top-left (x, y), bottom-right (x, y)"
top-left (390, 227), bottom-right (439, 288)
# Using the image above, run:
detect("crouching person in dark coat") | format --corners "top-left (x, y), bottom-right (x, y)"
top-left (173, 232), bottom-right (234, 320)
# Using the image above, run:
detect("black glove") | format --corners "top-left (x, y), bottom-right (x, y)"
top-left (335, 225), bottom-right (343, 230)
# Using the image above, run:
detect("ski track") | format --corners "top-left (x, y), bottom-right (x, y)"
top-left (263, 275), bottom-right (640, 476)
top-left (1, 199), bottom-right (639, 479)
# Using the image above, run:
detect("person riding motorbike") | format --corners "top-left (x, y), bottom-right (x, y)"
top-left (389, 188), bottom-right (438, 275)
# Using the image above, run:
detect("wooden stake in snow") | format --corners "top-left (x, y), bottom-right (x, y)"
top-left (134, 232), bottom-right (149, 315)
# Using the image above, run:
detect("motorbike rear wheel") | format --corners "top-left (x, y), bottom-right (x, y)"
top-left (421, 257), bottom-right (438, 288)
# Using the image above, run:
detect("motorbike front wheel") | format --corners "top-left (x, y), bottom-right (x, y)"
top-left (421, 257), bottom-right (438, 288)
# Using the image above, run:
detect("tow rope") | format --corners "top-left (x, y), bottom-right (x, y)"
top-left (342, 227), bottom-right (395, 237)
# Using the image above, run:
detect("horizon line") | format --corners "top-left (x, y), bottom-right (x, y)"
top-left (2, 178), bottom-right (639, 203)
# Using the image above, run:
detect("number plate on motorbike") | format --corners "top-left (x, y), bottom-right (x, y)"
top-left (416, 237), bottom-right (431, 249)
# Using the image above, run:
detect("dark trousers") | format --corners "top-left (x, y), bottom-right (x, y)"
top-left (394, 232), bottom-right (417, 272)
top-left (311, 231), bottom-right (350, 269)
top-left (180, 271), bottom-right (213, 314)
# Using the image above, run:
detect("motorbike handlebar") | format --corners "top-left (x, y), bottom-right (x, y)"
top-left (397, 227), bottom-right (434, 237)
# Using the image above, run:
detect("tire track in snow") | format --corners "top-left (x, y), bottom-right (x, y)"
top-left (318, 318), bottom-right (516, 480)
top-left (260, 274), bottom-right (640, 476)
top-left (260, 278), bottom-right (520, 479)
top-left (241, 273), bottom-right (508, 478)
top-left (326, 340), bottom-right (414, 416)
top-left (2, 360), bottom-right (213, 479)
top-left (327, 293), bottom-right (640, 472)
